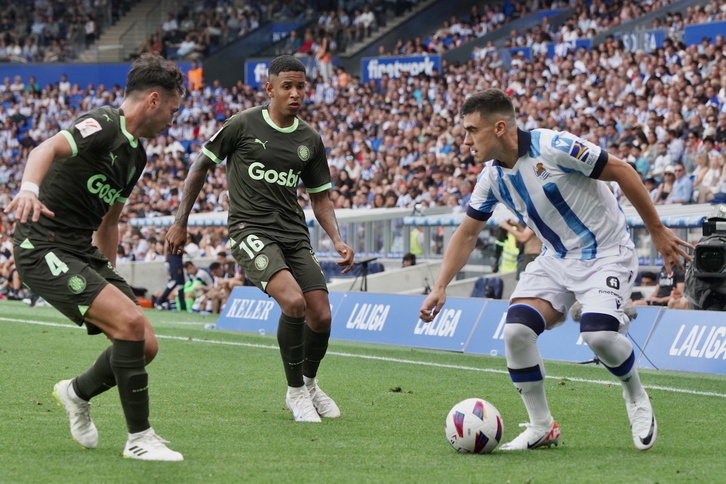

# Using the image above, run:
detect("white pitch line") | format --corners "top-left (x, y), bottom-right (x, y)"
top-left (3, 316), bottom-right (725, 399)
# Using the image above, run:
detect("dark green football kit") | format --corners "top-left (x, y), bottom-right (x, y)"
top-left (201, 106), bottom-right (331, 292)
top-left (13, 106), bottom-right (145, 333)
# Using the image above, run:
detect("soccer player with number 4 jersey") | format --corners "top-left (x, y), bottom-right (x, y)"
top-left (4, 54), bottom-right (185, 461)
top-left (167, 55), bottom-right (354, 423)
top-left (420, 89), bottom-right (693, 451)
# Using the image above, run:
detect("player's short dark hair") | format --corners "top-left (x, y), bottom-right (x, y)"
top-left (125, 52), bottom-right (185, 97)
top-left (268, 55), bottom-right (306, 77)
top-left (460, 88), bottom-right (515, 122)
top-left (209, 262), bottom-right (222, 271)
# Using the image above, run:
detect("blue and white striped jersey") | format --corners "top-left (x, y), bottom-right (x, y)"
top-left (467, 128), bottom-right (633, 260)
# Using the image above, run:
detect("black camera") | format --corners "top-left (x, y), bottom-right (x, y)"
top-left (685, 205), bottom-right (726, 310)
top-left (693, 240), bottom-right (726, 278)
top-left (694, 209), bottom-right (726, 277)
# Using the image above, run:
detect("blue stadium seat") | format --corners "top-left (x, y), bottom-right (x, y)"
top-left (470, 276), bottom-right (503, 299)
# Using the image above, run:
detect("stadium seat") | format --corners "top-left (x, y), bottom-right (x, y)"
top-left (471, 276), bottom-right (503, 299)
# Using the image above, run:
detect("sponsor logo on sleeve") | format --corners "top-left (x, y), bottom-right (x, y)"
top-left (569, 140), bottom-right (595, 164)
top-left (551, 135), bottom-right (572, 153)
top-left (75, 118), bottom-right (102, 138)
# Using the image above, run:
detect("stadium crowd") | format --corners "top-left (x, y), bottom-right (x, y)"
top-left (1, 0), bottom-right (726, 303)
top-left (0, 0), bottom-right (137, 63)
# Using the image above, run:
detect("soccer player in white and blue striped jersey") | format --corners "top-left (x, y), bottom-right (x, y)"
top-left (420, 89), bottom-right (693, 451)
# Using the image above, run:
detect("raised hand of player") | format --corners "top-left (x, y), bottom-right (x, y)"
top-left (650, 226), bottom-right (693, 273)
top-left (3, 190), bottom-right (55, 223)
top-left (166, 224), bottom-right (187, 255)
top-left (335, 241), bottom-right (355, 274)
top-left (419, 288), bottom-right (446, 323)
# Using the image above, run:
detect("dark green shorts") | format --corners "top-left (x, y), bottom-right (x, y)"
top-left (229, 232), bottom-right (327, 294)
top-left (13, 240), bottom-right (137, 334)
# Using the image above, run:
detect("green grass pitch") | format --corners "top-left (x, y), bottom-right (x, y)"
top-left (1, 300), bottom-right (724, 484)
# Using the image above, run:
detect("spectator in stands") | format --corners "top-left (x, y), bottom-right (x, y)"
top-left (665, 129), bottom-right (684, 164)
top-left (149, 33), bottom-right (164, 56)
top-left (316, 33), bottom-right (334, 83)
top-left (161, 12), bottom-right (179, 40)
top-left (191, 261), bottom-right (228, 314)
top-left (653, 165), bottom-right (676, 205)
top-left (1, 0), bottom-right (724, 265)
top-left (639, 271), bottom-right (657, 287)
top-left (716, 112), bottom-right (726, 145)
top-left (402, 252), bottom-right (416, 267)
top-left (663, 162), bottom-right (693, 204)
top-left (354, 6), bottom-right (376, 41)
top-left (652, 142), bottom-right (672, 183)
top-left (281, 29), bottom-right (302, 55)
top-left (84, 15), bottom-right (97, 49)
top-left (700, 136), bottom-right (719, 159)
top-left (173, 33), bottom-right (205, 61)
top-left (187, 60), bottom-right (203, 92)
top-left (633, 265), bottom-right (686, 307)
top-left (694, 152), bottom-right (723, 203)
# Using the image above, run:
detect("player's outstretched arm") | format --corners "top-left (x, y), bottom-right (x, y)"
top-left (599, 155), bottom-right (693, 273)
top-left (419, 216), bottom-right (487, 322)
top-left (309, 190), bottom-right (354, 273)
top-left (3, 133), bottom-right (70, 222)
top-left (167, 153), bottom-right (216, 254)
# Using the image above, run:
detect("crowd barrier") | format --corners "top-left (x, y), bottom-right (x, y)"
top-left (216, 287), bottom-right (725, 376)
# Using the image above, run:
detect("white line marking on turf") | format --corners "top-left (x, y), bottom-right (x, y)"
top-left (3, 316), bottom-right (725, 399)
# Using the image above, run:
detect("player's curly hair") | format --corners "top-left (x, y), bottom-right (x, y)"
top-left (125, 52), bottom-right (185, 97)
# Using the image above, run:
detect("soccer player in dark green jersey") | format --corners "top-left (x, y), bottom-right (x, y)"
top-left (4, 53), bottom-right (185, 461)
top-left (167, 55), bottom-right (354, 423)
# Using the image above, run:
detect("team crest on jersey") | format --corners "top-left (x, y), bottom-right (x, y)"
top-left (75, 118), bottom-right (102, 138)
top-left (67, 274), bottom-right (87, 294)
top-left (534, 162), bottom-right (550, 180)
top-left (297, 145), bottom-right (310, 161)
top-left (606, 276), bottom-right (620, 290)
top-left (254, 254), bottom-right (269, 271)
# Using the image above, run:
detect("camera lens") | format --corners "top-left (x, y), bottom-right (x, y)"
top-left (695, 246), bottom-right (725, 274)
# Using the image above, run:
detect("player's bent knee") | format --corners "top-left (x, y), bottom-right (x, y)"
top-left (307, 314), bottom-right (332, 332)
top-left (279, 294), bottom-right (307, 318)
top-left (580, 330), bottom-right (618, 354)
top-left (502, 321), bottom-right (538, 349)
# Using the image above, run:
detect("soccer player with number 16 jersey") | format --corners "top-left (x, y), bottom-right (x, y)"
top-left (167, 55), bottom-right (354, 423)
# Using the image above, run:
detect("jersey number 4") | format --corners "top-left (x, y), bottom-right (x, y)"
top-left (45, 252), bottom-right (69, 276)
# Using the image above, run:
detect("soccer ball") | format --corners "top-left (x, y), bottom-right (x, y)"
top-left (445, 398), bottom-right (503, 454)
